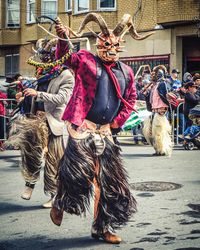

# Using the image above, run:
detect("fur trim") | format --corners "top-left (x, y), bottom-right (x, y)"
top-left (143, 113), bottom-right (172, 156)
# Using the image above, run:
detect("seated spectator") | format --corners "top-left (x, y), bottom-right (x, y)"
top-left (183, 124), bottom-right (200, 139)
top-left (184, 81), bottom-right (200, 128)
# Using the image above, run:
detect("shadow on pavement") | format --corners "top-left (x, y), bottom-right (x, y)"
top-left (122, 153), bottom-right (154, 158)
top-left (0, 202), bottom-right (42, 216)
top-left (0, 155), bottom-right (20, 160)
top-left (0, 235), bottom-right (106, 249)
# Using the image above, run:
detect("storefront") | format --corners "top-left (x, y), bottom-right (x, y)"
top-left (120, 55), bottom-right (170, 75)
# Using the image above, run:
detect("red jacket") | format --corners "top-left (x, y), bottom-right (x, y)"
top-left (56, 44), bottom-right (136, 127)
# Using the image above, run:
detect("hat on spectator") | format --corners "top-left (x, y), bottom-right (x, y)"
top-left (172, 68), bottom-right (180, 74)
top-left (184, 81), bottom-right (198, 89)
top-left (193, 73), bottom-right (200, 82)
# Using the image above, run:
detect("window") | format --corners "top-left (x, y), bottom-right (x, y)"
top-left (97, 0), bottom-right (116, 10)
top-left (75, 0), bottom-right (89, 14)
top-left (5, 54), bottom-right (19, 76)
top-left (41, 0), bottom-right (57, 20)
top-left (27, 0), bottom-right (35, 23)
top-left (6, 0), bottom-right (20, 27)
top-left (65, 0), bottom-right (72, 12)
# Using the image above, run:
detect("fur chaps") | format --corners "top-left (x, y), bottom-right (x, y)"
top-left (7, 115), bottom-right (49, 183)
top-left (143, 113), bottom-right (172, 156)
top-left (7, 115), bottom-right (64, 196)
top-left (54, 135), bottom-right (137, 233)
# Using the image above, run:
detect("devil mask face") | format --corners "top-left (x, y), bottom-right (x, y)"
top-left (68, 13), bottom-right (154, 62)
top-left (96, 32), bottom-right (122, 62)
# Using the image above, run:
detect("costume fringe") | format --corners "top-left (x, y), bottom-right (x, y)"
top-left (143, 113), bottom-right (172, 156)
top-left (93, 138), bottom-right (137, 233)
top-left (44, 133), bottom-right (64, 197)
top-left (55, 135), bottom-right (136, 232)
top-left (152, 113), bottom-right (172, 156)
top-left (56, 135), bottom-right (96, 215)
top-left (7, 116), bottom-right (49, 183)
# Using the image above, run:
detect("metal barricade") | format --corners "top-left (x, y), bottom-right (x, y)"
top-left (0, 98), bottom-right (16, 141)
top-left (172, 102), bottom-right (185, 145)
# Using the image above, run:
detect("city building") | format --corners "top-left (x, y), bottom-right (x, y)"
top-left (0, 0), bottom-right (200, 79)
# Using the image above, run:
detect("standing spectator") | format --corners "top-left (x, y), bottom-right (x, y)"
top-left (142, 65), bottom-right (151, 83)
top-left (136, 75), bottom-right (145, 100)
top-left (7, 74), bottom-right (23, 110)
top-left (193, 73), bottom-right (200, 97)
top-left (184, 81), bottom-right (200, 128)
top-left (0, 91), bottom-right (7, 151)
top-left (168, 68), bottom-right (182, 91)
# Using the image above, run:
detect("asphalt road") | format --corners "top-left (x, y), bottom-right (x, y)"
top-left (0, 141), bottom-right (200, 250)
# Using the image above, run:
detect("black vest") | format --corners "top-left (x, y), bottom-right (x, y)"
top-left (86, 59), bottom-right (130, 125)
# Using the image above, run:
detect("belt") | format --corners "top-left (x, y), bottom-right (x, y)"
top-left (67, 119), bottom-right (113, 141)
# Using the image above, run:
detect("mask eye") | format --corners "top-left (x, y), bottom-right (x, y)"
top-left (114, 43), bottom-right (119, 47)
top-left (104, 41), bottom-right (111, 47)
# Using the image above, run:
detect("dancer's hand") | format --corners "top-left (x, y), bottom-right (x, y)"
top-left (55, 17), bottom-right (69, 38)
top-left (23, 88), bottom-right (38, 97)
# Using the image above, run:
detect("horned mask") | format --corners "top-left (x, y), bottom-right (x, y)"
top-left (70, 13), bottom-right (154, 62)
top-left (152, 65), bottom-right (167, 82)
top-left (34, 38), bottom-right (58, 63)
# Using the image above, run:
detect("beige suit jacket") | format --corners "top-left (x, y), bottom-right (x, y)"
top-left (32, 69), bottom-right (74, 136)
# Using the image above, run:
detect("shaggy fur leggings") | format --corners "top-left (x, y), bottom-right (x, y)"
top-left (54, 122), bottom-right (136, 234)
top-left (9, 115), bottom-right (64, 197)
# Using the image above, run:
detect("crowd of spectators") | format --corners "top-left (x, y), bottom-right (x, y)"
top-left (1, 68), bottom-right (200, 149)
top-left (135, 67), bottom-right (200, 143)
top-left (0, 74), bottom-right (35, 150)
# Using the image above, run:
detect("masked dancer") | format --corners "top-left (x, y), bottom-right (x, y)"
top-left (48, 13), bottom-right (153, 243)
top-left (143, 65), bottom-right (173, 156)
top-left (8, 37), bottom-right (74, 208)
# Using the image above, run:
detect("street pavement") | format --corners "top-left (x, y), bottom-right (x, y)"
top-left (0, 140), bottom-right (200, 250)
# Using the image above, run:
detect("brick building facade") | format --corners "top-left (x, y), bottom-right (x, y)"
top-left (0, 0), bottom-right (199, 78)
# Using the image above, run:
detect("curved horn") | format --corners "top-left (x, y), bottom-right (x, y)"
top-left (36, 38), bottom-right (45, 49)
top-left (32, 47), bottom-right (37, 53)
top-left (113, 14), bottom-right (132, 37)
top-left (113, 14), bottom-right (154, 40)
top-left (129, 25), bottom-right (154, 40)
top-left (77, 12), bottom-right (110, 37)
